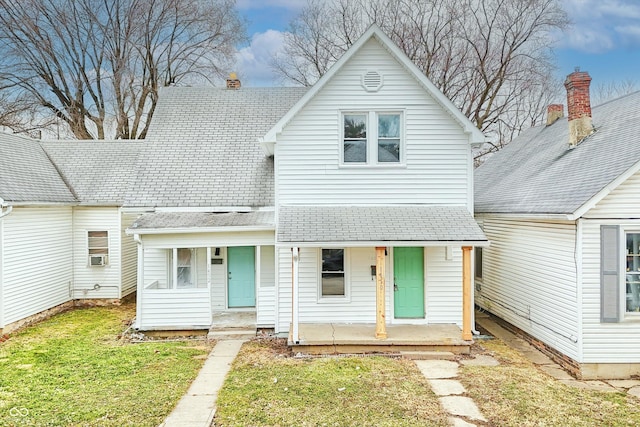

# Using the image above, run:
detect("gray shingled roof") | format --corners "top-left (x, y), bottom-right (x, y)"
top-left (475, 90), bottom-right (640, 214)
top-left (278, 205), bottom-right (487, 243)
top-left (129, 211), bottom-right (274, 232)
top-left (124, 86), bottom-right (308, 208)
top-left (41, 141), bottom-right (142, 205)
top-left (0, 132), bottom-right (75, 203)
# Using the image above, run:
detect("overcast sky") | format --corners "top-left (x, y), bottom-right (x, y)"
top-left (234, 0), bottom-right (640, 90)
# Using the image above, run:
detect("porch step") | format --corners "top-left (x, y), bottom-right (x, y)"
top-left (400, 351), bottom-right (456, 360)
top-left (207, 329), bottom-right (256, 340)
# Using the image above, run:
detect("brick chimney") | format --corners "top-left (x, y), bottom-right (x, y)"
top-left (226, 72), bottom-right (241, 89)
top-left (564, 68), bottom-right (593, 147)
top-left (546, 104), bottom-right (564, 126)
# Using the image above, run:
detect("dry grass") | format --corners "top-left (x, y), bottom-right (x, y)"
top-left (461, 340), bottom-right (640, 427)
top-left (214, 339), bottom-right (450, 427)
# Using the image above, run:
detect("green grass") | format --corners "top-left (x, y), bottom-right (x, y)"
top-left (214, 340), bottom-right (450, 427)
top-left (461, 340), bottom-right (640, 427)
top-left (0, 304), bottom-right (212, 427)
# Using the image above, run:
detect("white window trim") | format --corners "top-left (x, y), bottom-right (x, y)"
top-left (340, 110), bottom-right (405, 167)
top-left (318, 248), bottom-right (351, 303)
top-left (622, 227), bottom-right (640, 319)
top-left (87, 230), bottom-right (109, 267)
top-left (167, 247), bottom-right (198, 290)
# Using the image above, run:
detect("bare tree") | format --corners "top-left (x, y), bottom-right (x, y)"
top-left (0, 0), bottom-right (245, 139)
top-left (592, 79), bottom-right (639, 106)
top-left (272, 0), bottom-right (568, 149)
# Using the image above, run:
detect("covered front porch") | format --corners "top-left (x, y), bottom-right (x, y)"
top-left (291, 323), bottom-right (471, 355)
top-left (278, 205), bottom-right (489, 351)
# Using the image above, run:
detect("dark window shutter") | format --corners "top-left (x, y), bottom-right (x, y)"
top-left (601, 225), bottom-right (620, 323)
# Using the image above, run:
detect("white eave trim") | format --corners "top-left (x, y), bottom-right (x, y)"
top-left (259, 24), bottom-right (485, 154)
top-left (475, 212), bottom-right (573, 221)
top-left (569, 158), bottom-right (640, 220)
top-left (126, 225), bottom-right (275, 235)
top-left (276, 240), bottom-right (490, 248)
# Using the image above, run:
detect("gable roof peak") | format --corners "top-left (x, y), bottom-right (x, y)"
top-left (260, 24), bottom-right (484, 155)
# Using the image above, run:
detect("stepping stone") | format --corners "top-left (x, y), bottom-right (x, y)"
top-left (607, 379), bottom-right (640, 389)
top-left (428, 379), bottom-right (466, 396)
top-left (449, 417), bottom-right (477, 427)
top-left (439, 396), bottom-right (487, 421)
top-left (520, 349), bottom-right (553, 365)
top-left (460, 355), bottom-right (499, 367)
top-left (559, 379), bottom-right (618, 393)
top-left (415, 360), bottom-right (459, 379)
top-left (628, 386), bottom-right (640, 398)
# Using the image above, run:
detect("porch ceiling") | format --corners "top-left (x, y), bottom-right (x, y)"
top-left (277, 205), bottom-right (488, 246)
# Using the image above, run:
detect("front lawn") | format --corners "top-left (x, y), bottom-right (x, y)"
top-left (0, 303), bottom-right (212, 427)
top-left (215, 340), bottom-right (450, 427)
top-left (461, 340), bottom-right (640, 426)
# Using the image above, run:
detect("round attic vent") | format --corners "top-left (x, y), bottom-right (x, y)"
top-left (361, 71), bottom-right (383, 92)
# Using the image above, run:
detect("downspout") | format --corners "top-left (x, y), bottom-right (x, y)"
top-left (133, 233), bottom-right (143, 329)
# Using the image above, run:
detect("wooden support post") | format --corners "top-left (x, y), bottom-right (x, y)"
top-left (375, 246), bottom-right (387, 339)
top-left (462, 246), bottom-right (473, 341)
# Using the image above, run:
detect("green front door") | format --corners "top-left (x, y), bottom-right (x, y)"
top-left (393, 247), bottom-right (425, 318)
top-left (227, 246), bottom-right (256, 308)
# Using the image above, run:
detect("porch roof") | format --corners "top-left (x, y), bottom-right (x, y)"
top-left (277, 205), bottom-right (488, 246)
top-left (128, 211), bottom-right (274, 234)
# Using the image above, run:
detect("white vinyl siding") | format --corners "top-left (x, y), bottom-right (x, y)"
top-left (425, 246), bottom-right (463, 325)
top-left (138, 289), bottom-right (211, 330)
top-left (257, 245), bottom-right (276, 327)
top-left (275, 38), bottom-right (471, 206)
top-left (72, 208), bottom-right (121, 299)
top-left (120, 212), bottom-right (139, 297)
top-left (585, 168), bottom-right (640, 218)
top-left (1, 207), bottom-right (73, 327)
top-left (476, 218), bottom-right (580, 361)
top-left (582, 219), bottom-right (640, 363)
top-left (210, 247), bottom-right (226, 310)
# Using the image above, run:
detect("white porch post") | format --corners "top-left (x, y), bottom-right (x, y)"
top-left (375, 246), bottom-right (387, 339)
top-left (206, 247), bottom-right (212, 318)
top-left (291, 247), bottom-right (300, 343)
top-left (462, 246), bottom-right (473, 341)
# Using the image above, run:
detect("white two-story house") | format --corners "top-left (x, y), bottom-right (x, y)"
top-left (126, 25), bottom-right (487, 352)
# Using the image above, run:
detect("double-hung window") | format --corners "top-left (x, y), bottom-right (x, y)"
top-left (626, 232), bottom-right (640, 314)
top-left (342, 111), bottom-right (402, 164)
top-left (168, 248), bottom-right (197, 289)
top-left (320, 248), bottom-right (346, 299)
top-left (88, 231), bottom-right (109, 266)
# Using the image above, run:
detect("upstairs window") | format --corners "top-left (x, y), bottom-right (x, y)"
top-left (342, 112), bottom-right (402, 165)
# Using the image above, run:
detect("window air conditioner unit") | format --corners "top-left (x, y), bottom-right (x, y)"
top-left (89, 254), bottom-right (108, 267)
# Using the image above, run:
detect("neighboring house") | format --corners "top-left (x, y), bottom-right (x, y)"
top-left (475, 69), bottom-right (640, 379)
top-left (0, 134), bottom-right (141, 333)
top-left (127, 25), bottom-right (488, 348)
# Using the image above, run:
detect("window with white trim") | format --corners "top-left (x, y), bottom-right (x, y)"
top-left (320, 248), bottom-right (346, 298)
top-left (475, 247), bottom-right (483, 280)
top-left (626, 232), bottom-right (640, 314)
top-left (88, 231), bottom-right (109, 266)
top-left (167, 248), bottom-right (197, 289)
top-left (342, 111), bottom-right (402, 164)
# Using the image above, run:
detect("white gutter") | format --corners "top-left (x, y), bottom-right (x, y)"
top-left (0, 198), bottom-right (13, 218)
top-left (277, 240), bottom-right (490, 248)
top-left (125, 225), bottom-right (275, 235)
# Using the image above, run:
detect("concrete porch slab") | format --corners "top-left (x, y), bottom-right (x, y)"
top-left (291, 323), bottom-right (472, 355)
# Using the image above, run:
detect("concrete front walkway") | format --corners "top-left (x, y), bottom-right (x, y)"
top-left (159, 339), bottom-right (246, 427)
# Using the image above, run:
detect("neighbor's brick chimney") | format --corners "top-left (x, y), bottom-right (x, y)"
top-left (564, 68), bottom-right (594, 147)
top-left (226, 72), bottom-right (241, 89)
top-left (546, 104), bottom-right (564, 126)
